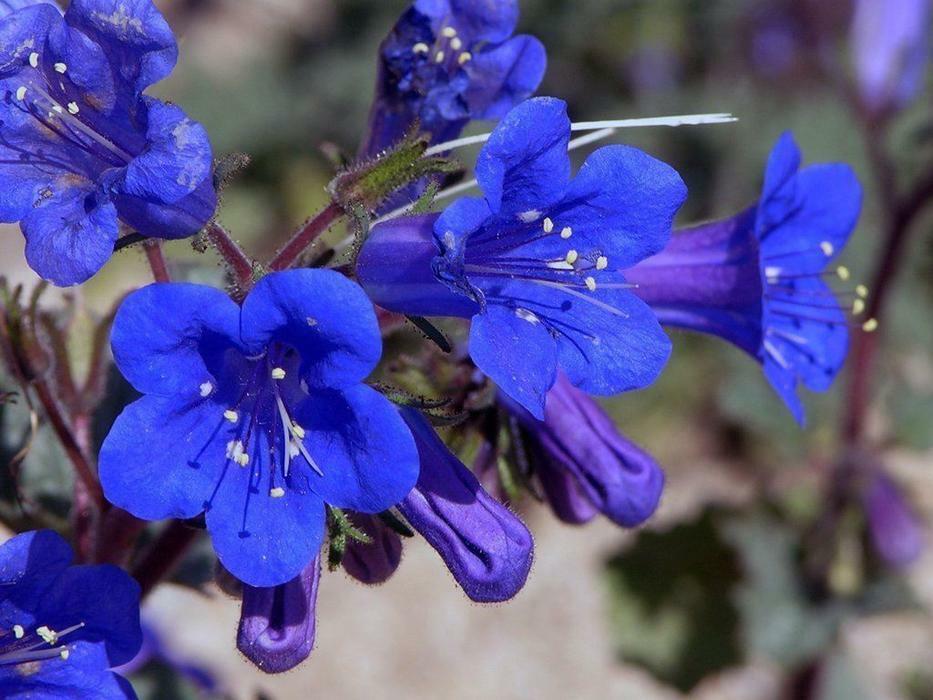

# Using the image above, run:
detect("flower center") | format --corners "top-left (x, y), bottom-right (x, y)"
top-left (0, 622), bottom-right (85, 669)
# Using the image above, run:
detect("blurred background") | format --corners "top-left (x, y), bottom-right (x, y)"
top-left (2, 0), bottom-right (932, 698)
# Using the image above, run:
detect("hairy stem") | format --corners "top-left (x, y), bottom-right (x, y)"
top-left (144, 241), bottom-right (171, 283)
top-left (205, 222), bottom-right (256, 293)
top-left (268, 202), bottom-right (343, 271)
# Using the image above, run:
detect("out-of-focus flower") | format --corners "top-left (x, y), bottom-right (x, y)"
top-left (360, 0), bottom-right (545, 157)
top-left (357, 97), bottom-right (685, 418)
top-left (626, 132), bottom-right (863, 424)
top-left (852, 0), bottom-right (930, 117)
top-left (237, 557), bottom-right (320, 674)
top-left (500, 372), bottom-right (664, 528)
top-left (99, 270), bottom-right (419, 587)
top-left (864, 470), bottom-right (924, 568)
top-left (0, 530), bottom-right (141, 699)
top-left (398, 408), bottom-right (533, 603)
top-left (0, 0), bottom-right (216, 285)
top-left (115, 617), bottom-right (218, 693)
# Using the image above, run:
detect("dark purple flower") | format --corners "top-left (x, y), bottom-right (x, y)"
top-left (237, 557), bottom-right (320, 674)
top-left (501, 372), bottom-right (664, 528)
top-left (342, 512), bottom-right (403, 585)
top-left (864, 471), bottom-right (924, 568)
top-left (852, 0), bottom-right (930, 116)
top-left (398, 407), bottom-right (534, 603)
top-left (115, 618), bottom-right (217, 693)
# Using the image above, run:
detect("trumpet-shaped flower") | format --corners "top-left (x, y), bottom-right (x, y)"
top-left (99, 270), bottom-right (419, 587)
top-left (357, 97), bottom-right (686, 418)
top-left (0, 0), bottom-right (216, 285)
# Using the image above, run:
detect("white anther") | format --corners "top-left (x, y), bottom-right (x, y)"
top-left (12, 625), bottom-right (24, 639)
top-left (596, 256), bottom-right (608, 270)
top-left (306, 316), bottom-right (318, 326)
top-left (271, 367), bottom-right (286, 380)
top-left (291, 424), bottom-right (306, 440)
top-left (435, 51), bottom-right (445, 63)
top-left (36, 626), bottom-right (57, 645)
top-left (560, 226), bottom-right (572, 239)
top-left (59, 648), bottom-right (70, 660)
top-left (28, 52), bottom-right (39, 68)
top-left (412, 42), bottom-right (430, 54)
top-left (199, 382), bottom-right (213, 397)
top-left (15, 86), bottom-right (26, 101)
top-left (52, 104), bottom-right (63, 114)
top-left (546, 260), bottom-right (575, 270)
top-left (862, 318), bottom-right (878, 332)
top-left (565, 249), bottom-right (579, 265)
top-left (288, 441), bottom-right (300, 458)
top-left (764, 265), bottom-right (782, 280)
top-left (269, 487), bottom-right (286, 498)
top-left (67, 101), bottom-right (79, 114)
top-left (515, 308), bottom-right (539, 324)
top-left (53, 62), bottom-right (67, 74)
top-left (820, 241), bottom-right (834, 256)
top-left (836, 265), bottom-right (850, 281)
top-left (543, 217), bottom-right (554, 233)
top-left (856, 284), bottom-right (868, 298)
top-left (585, 276), bottom-right (597, 292)
top-left (852, 298), bottom-right (865, 316)
top-left (458, 51), bottom-right (472, 65)
top-left (223, 410), bottom-right (239, 423)
top-left (518, 210), bottom-right (541, 223)
top-left (235, 453), bottom-right (250, 467)
top-left (450, 37), bottom-right (463, 50)
top-left (441, 26), bottom-right (457, 38)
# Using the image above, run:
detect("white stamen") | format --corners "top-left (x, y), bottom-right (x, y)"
top-left (852, 298), bottom-right (865, 315)
top-left (435, 51), bottom-right (445, 63)
top-left (235, 453), bottom-right (250, 467)
top-left (199, 382), bottom-right (213, 397)
top-left (596, 256), bottom-right (608, 270)
top-left (515, 308), bottom-right (539, 324)
top-left (450, 36), bottom-right (463, 50)
top-left (36, 626), bottom-right (57, 645)
top-left (291, 424), bottom-right (306, 440)
top-left (28, 52), bottom-right (39, 68)
top-left (12, 625), bottom-right (24, 639)
top-left (52, 104), bottom-right (63, 114)
top-left (67, 101), bottom-right (79, 115)
top-left (518, 210), bottom-right (541, 223)
top-left (862, 318), bottom-right (878, 332)
top-left (820, 241), bottom-right (834, 256)
top-left (458, 51), bottom-right (472, 65)
top-left (53, 62), bottom-right (67, 74)
top-left (288, 441), bottom-right (300, 458)
top-left (412, 42), bottom-right (430, 54)
top-left (223, 410), bottom-right (239, 423)
top-left (836, 265), bottom-right (850, 281)
top-left (546, 260), bottom-right (575, 270)
top-left (565, 249), bottom-right (579, 265)
top-left (764, 265), bottom-right (782, 280)
top-left (59, 648), bottom-right (70, 660)
top-left (856, 284), bottom-right (868, 298)
top-left (15, 86), bottom-right (26, 101)
top-left (584, 276), bottom-right (597, 292)
top-left (269, 487), bottom-right (286, 498)
top-left (271, 367), bottom-right (286, 380)
top-left (543, 217), bottom-right (554, 233)
top-left (764, 339), bottom-right (791, 369)
top-left (441, 26), bottom-right (457, 38)
top-left (560, 227), bottom-right (573, 239)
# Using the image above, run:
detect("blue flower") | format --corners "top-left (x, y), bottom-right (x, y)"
top-left (852, 0), bottom-right (930, 117)
top-left (357, 97), bottom-right (686, 418)
top-left (0, 0), bottom-right (216, 286)
top-left (398, 408), bottom-right (533, 602)
top-left (0, 530), bottom-right (141, 699)
top-left (500, 372), bottom-right (665, 528)
top-left (99, 269), bottom-right (420, 587)
top-left (864, 469), bottom-right (924, 569)
top-left (359, 0), bottom-right (546, 157)
top-left (626, 132), bottom-right (863, 424)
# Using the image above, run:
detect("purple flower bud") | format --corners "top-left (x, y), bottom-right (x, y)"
top-left (501, 372), bottom-right (664, 528)
top-left (864, 471), bottom-right (924, 569)
top-left (342, 513), bottom-right (403, 585)
top-left (237, 557), bottom-right (321, 674)
top-left (398, 408), bottom-right (534, 602)
top-left (535, 455), bottom-right (600, 525)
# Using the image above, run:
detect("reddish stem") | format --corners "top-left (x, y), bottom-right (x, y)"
top-left (96, 507), bottom-right (147, 565)
top-left (205, 222), bottom-right (255, 293)
top-left (144, 241), bottom-right (171, 283)
top-left (132, 520), bottom-right (199, 600)
top-left (268, 202), bottom-right (343, 271)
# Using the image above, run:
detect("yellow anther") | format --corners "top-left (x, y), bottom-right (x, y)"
top-left (852, 298), bottom-right (865, 316)
top-left (585, 277), bottom-right (597, 292)
top-left (856, 284), bottom-right (868, 298)
top-left (67, 101), bottom-right (79, 114)
top-left (12, 625), bottom-right (24, 639)
top-left (54, 62), bottom-right (67, 74)
top-left (565, 249), bottom-right (579, 265)
top-left (269, 487), bottom-right (286, 498)
top-left (450, 37), bottom-right (463, 50)
top-left (291, 424), bottom-right (306, 440)
top-left (223, 410), bottom-right (239, 423)
top-left (59, 648), bottom-right (70, 660)
top-left (36, 626), bottom-right (57, 645)
top-left (15, 87), bottom-right (26, 101)
top-left (560, 226), bottom-right (572, 239)
top-left (820, 241), bottom-right (834, 256)
top-left (28, 52), bottom-right (39, 68)
top-left (458, 51), bottom-right (472, 65)
top-left (596, 256), bottom-right (608, 270)
top-left (836, 265), bottom-right (850, 281)
top-left (235, 453), bottom-right (250, 467)
top-left (862, 318), bottom-right (878, 333)
top-left (412, 42), bottom-right (430, 54)
top-left (543, 217), bottom-right (554, 233)
top-left (441, 26), bottom-right (457, 38)
top-left (435, 51), bottom-right (445, 63)
top-left (271, 367), bottom-right (286, 380)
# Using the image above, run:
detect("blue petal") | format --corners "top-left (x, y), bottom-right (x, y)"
top-left (474, 97), bottom-right (571, 216)
top-left (469, 302), bottom-right (558, 418)
top-left (758, 131), bottom-right (802, 231)
top-left (112, 177), bottom-right (217, 240)
top-left (548, 144), bottom-right (686, 268)
top-left (0, 3), bottom-right (57, 78)
top-left (0, 0), bottom-right (58, 18)
top-left (21, 181), bottom-right (119, 286)
top-left (0, 645), bottom-right (136, 699)
top-left (47, 10), bottom-right (117, 112)
top-left (99, 395), bottom-right (233, 520)
top-left (0, 530), bottom-right (72, 614)
top-left (465, 34), bottom-right (546, 120)
top-left (763, 357), bottom-right (806, 425)
top-left (110, 283), bottom-right (240, 398)
top-left (64, 0), bottom-right (178, 95)
top-left (414, 0), bottom-right (518, 43)
top-left (240, 270), bottom-right (382, 390)
top-left (204, 433), bottom-right (326, 588)
top-left (433, 196), bottom-right (492, 257)
top-left (291, 385), bottom-right (419, 513)
top-left (117, 98), bottom-right (213, 205)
